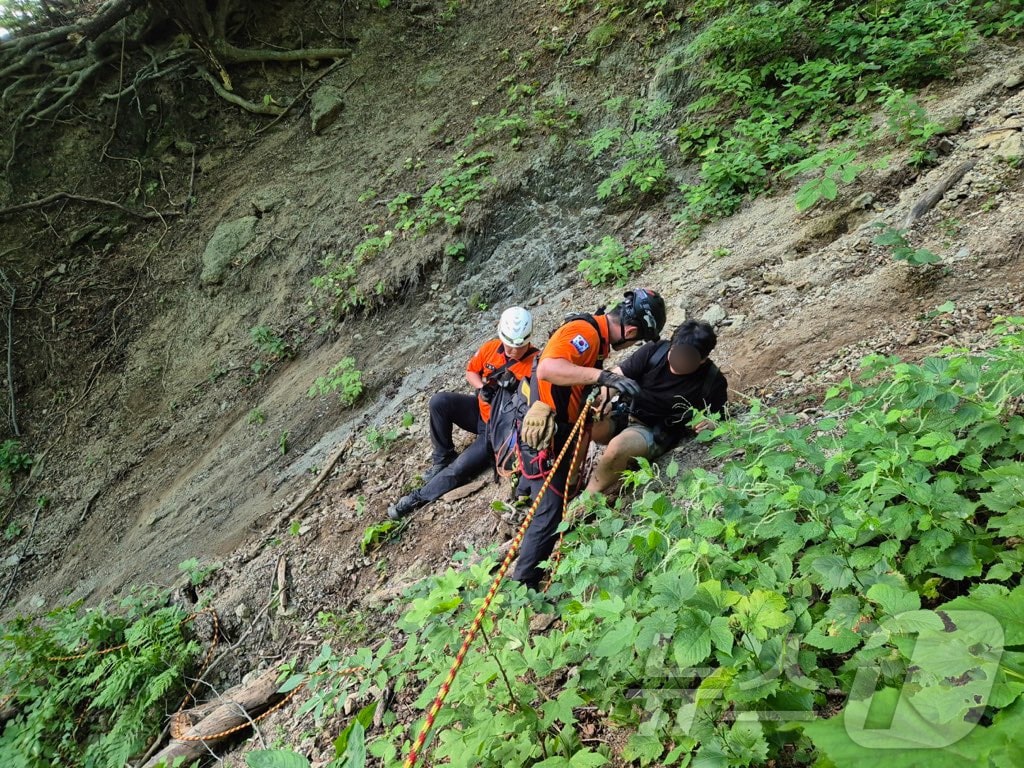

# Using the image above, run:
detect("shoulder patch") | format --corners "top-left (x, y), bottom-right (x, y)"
top-left (570, 334), bottom-right (590, 354)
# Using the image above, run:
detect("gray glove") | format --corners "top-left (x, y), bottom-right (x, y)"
top-left (598, 370), bottom-right (641, 399)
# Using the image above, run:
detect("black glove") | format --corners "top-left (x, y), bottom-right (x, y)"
top-left (478, 382), bottom-right (498, 404)
top-left (598, 370), bottom-right (641, 399)
top-left (494, 369), bottom-right (518, 391)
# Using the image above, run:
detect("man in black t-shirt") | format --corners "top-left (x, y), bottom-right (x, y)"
top-left (586, 320), bottom-right (728, 495)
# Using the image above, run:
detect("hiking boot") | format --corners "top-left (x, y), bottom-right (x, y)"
top-left (387, 493), bottom-right (424, 520)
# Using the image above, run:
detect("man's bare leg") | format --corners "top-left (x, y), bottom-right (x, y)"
top-left (585, 428), bottom-right (650, 495)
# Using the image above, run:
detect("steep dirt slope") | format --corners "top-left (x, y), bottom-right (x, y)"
top-left (0, 3), bottom-right (1022, 722)
top-left (194, 59), bottom-right (1024, 762)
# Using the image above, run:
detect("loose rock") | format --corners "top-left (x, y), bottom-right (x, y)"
top-left (701, 303), bottom-right (728, 326)
top-left (201, 216), bottom-right (258, 285)
top-left (310, 86), bottom-right (346, 134)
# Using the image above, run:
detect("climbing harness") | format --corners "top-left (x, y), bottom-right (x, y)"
top-left (401, 394), bottom-right (594, 768)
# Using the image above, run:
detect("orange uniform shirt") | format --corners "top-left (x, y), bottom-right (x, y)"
top-left (533, 314), bottom-right (610, 424)
top-left (467, 338), bottom-right (537, 423)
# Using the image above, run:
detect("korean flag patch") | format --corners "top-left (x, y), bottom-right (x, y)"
top-left (570, 334), bottom-right (590, 354)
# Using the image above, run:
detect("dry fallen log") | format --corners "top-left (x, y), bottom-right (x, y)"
top-left (141, 667), bottom-right (283, 768)
top-left (275, 555), bottom-right (290, 616)
top-left (903, 158), bottom-right (977, 228)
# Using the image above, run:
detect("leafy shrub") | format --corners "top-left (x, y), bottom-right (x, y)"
top-left (177, 557), bottom-right (221, 586)
top-left (781, 146), bottom-right (868, 210)
top-left (250, 325), bottom-right (291, 359)
top-left (308, 358), bottom-right (364, 406)
top-left (276, 319), bottom-right (1024, 768)
top-left (877, 85), bottom-right (945, 166)
top-left (361, 520), bottom-right (404, 554)
top-left (390, 152), bottom-right (494, 236)
top-left (313, 152), bottom-right (492, 315)
top-left (974, 0), bottom-right (1024, 36)
top-left (0, 592), bottom-right (202, 768)
top-left (673, 0), bottom-right (1022, 231)
top-left (873, 226), bottom-right (942, 265)
top-left (588, 99), bottom-right (673, 204)
top-left (0, 439), bottom-right (31, 490)
top-left (596, 131), bottom-right (670, 201)
top-left (366, 425), bottom-right (399, 451)
top-left (577, 236), bottom-right (652, 286)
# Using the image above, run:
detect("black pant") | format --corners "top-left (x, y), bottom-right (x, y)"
top-left (511, 438), bottom-right (572, 590)
top-left (415, 431), bottom-right (492, 503)
top-left (428, 391), bottom-right (482, 465)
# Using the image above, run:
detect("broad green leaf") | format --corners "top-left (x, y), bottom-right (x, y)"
top-left (334, 703), bottom-right (376, 759)
top-left (734, 589), bottom-right (790, 640)
top-left (724, 719), bottom-right (769, 765)
top-left (650, 570), bottom-right (698, 607)
top-left (569, 750), bottom-right (609, 768)
top-left (636, 609), bottom-right (676, 649)
top-left (593, 616), bottom-right (637, 658)
top-left (673, 624), bottom-right (712, 669)
top-left (866, 583), bottom-right (920, 616)
top-left (803, 689), bottom-right (1023, 766)
top-left (943, 585), bottom-right (1024, 645)
top-left (795, 179), bottom-right (824, 210)
top-left (929, 542), bottom-right (983, 580)
top-left (590, 594), bottom-right (626, 620)
top-left (709, 615), bottom-right (733, 653)
top-left (809, 555), bottom-right (854, 591)
top-left (873, 228), bottom-right (907, 247)
top-left (277, 673), bottom-right (305, 693)
top-left (541, 687), bottom-right (584, 728)
top-left (623, 732), bottom-right (664, 765)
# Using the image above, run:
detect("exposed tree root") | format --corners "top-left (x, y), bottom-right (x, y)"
top-left (0, 0), bottom-right (353, 137)
top-left (216, 41), bottom-right (350, 65)
top-left (99, 46), bottom-right (193, 103)
top-left (198, 66), bottom-right (283, 116)
top-left (255, 56), bottom-right (350, 134)
top-left (0, 268), bottom-right (18, 437)
top-left (0, 191), bottom-right (180, 220)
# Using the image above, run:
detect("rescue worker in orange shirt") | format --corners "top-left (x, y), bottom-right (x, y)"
top-left (513, 288), bottom-right (666, 589)
top-left (388, 307), bottom-right (537, 520)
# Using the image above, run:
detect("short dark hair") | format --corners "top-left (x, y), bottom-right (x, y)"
top-left (671, 320), bottom-right (717, 358)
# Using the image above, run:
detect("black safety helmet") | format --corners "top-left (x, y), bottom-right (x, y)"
top-left (620, 288), bottom-right (666, 341)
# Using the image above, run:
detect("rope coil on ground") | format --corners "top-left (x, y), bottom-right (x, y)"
top-left (401, 397), bottom-right (593, 768)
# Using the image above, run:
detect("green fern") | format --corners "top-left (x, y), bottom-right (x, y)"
top-left (0, 591), bottom-right (202, 767)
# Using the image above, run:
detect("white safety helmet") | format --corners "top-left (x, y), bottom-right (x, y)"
top-left (497, 306), bottom-right (533, 347)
